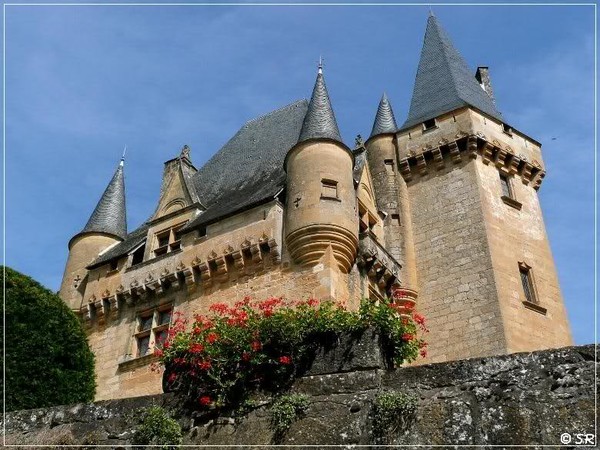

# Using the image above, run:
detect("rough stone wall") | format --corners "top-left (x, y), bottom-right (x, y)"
top-left (407, 157), bottom-right (506, 363)
top-left (475, 159), bottom-right (572, 351)
top-left (5, 344), bottom-right (595, 447)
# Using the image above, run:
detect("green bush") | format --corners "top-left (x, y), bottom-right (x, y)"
top-left (372, 390), bottom-right (417, 436)
top-left (269, 393), bottom-right (309, 436)
top-left (132, 406), bottom-right (183, 449)
top-left (3, 266), bottom-right (95, 411)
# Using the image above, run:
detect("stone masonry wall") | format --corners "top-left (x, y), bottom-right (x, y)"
top-left (407, 157), bottom-right (506, 363)
top-left (5, 344), bottom-right (595, 447)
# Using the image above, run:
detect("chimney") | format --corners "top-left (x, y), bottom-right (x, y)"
top-left (476, 67), bottom-right (495, 105)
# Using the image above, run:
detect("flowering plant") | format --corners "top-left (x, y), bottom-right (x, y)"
top-left (154, 294), bottom-right (428, 411)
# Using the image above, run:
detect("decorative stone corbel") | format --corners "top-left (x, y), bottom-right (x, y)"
top-left (432, 146), bottom-right (444, 170)
top-left (399, 159), bottom-right (412, 181)
top-left (466, 135), bottom-right (478, 159)
top-left (415, 153), bottom-right (428, 175)
top-left (448, 141), bottom-right (462, 163)
top-left (481, 142), bottom-right (495, 165)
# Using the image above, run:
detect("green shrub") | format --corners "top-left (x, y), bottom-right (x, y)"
top-left (269, 393), bottom-right (309, 436)
top-left (3, 266), bottom-right (95, 411)
top-left (132, 406), bottom-right (183, 449)
top-left (372, 391), bottom-right (417, 436)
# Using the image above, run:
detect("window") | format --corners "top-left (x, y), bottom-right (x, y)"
top-left (422, 118), bottom-right (437, 131)
top-left (499, 174), bottom-right (513, 199)
top-left (131, 243), bottom-right (146, 266)
top-left (519, 263), bottom-right (537, 304)
top-left (502, 123), bottom-right (513, 136)
top-left (153, 223), bottom-right (186, 258)
top-left (321, 179), bottom-right (339, 200)
top-left (384, 159), bottom-right (394, 174)
top-left (108, 259), bottom-right (118, 272)
top-left (499, 173), bottom-right (522, 210)
top-left (391, 214), bottom-right (401, 226)
top-left (134, 306), bottom-right (172, 358)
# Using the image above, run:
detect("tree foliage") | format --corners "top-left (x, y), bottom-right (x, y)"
top-left (4, 266), bottom-right (95, 411)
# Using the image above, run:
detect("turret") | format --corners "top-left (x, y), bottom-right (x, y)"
top-left (59, 157), bottom-right (127, 310)
top-left (284, 65), bottom-right (358, 272)
top-left (365, 94), bottom-right (418, 295)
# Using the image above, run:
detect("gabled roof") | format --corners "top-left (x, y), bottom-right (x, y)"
top-left (401, 14), bottom-right (502, 131)
top-left (297, 70), bottom-right (342, 144)
top-left (77, 159), bottom-right (127, 242)
top-left (369, 93), bottom-right (398, 138)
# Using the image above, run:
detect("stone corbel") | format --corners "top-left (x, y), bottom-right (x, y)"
top-left (81, 302), bottom-right (92, 322)
top-left (521, 163), bottom-right (534, 185)
top-left (108, 295), bottom-right (119, 318)
top-left (197, 261), bottom-right (212, 285)
top-left (466, 136), bottom-right (478, 159)
top-left (507, 154), bottom-right (520, 175)
top-left (481, 142), bottom-right (495, 165)
top-left (495, 148), bottom-right (509, 169)
top-left (399, 159), bottom-right (412, 181)
top-left (532, 170), bottom-right (545, 191)
top-left (268, 238), bottom-right (281, 263)
top-left (415, 153), bottom-right (428, 175)
top-left (129, 279), bottom-right (145, 301)
top-left (448, 141), bottom-right (462, 163)
top-left (432, 147), bottom-right (444, 170)
top-left (250, 244), bottom-right (262, 263)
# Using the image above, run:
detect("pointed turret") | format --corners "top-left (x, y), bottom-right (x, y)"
top-left (79, 159), bottom-right (127, 240)
top-left (298, 67), bottom-right (342, 144)
top-left (284, 63), bottom-right (358, 275)
top-left (369, 93), bottom-right (398, 139)
top-left (401, 14), bottom-right (502, 130)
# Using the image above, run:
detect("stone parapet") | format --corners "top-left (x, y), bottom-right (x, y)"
top-left (5, 344), bottom-right (595, 446)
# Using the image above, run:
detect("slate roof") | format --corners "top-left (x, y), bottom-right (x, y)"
top-left (77, 160), bottom-right (127, 242)
top-left (297, 71), bottom-right (342, 144)
top-left (88, 100), bottom-right (308, 269)
top-left (401, 15), bottom-right (502, 131)
top-left (369, 93), bottom-right (398, 138)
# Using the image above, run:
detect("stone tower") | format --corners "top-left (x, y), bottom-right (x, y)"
top-left (284, 66), bottom-right (359, 274)
top-left (391, 14), bottom-right (572, 362)
top-left (59, 158), bottom-right (127, 310)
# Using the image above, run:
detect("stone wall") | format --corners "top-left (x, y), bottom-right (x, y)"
top-left (5, 344), bottom-right (595, 447)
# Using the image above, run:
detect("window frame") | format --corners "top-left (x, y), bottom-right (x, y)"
top-left (518, 262), bottom-right (546, 314)
top-left (152, 222), bottom-right (187, 258)
top-left (499, 173), bottom-right (522, 210)
top-left (133, 305), bottom-right (173, 358)
top-left (320, 178), bottom-right (340, 201)
top-left (422, 118), bottom-right (438, 132)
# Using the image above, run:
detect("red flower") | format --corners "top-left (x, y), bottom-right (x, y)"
top-left (401, 333), bottom-right (414, 341)
top-left (251, 341), bottom-right (262, 352)
top-left (198, 360), bottom-right (212, 370)
top-left (209, 302), bottom-right (229, 315)
top-left (420, 349), bottom-right (428, 358)
top-left (279, 356), bottom-right (292, 365)
top-left (153, 348), bottom-right (163, 357)
top-left (206, 332), bottom-right (219, 344)
top-left (190, 343), bottom-right (204, 354)
top-left (413, 312), bottom-right (426, 326)
top-left (192, 326), bottom-right (202, 335)
top-left (168, 372), bottom-right (177, 383)
top-left (392, 288), bottom-right (407, 300)
top-left (199, 396), bottom-right (212, 406)
top-left (307, 298), bottom-right (319, 307)
top-left (241, 352), bottom-right (251, 362)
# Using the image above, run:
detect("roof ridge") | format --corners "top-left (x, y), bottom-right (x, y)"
top-left (244, 99), bottom-right (308, 127)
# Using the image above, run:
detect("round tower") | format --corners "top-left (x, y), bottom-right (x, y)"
top-left (59, 158), bottom-right (127, 310)
top-left (284, 66), bottom-right (358, 273)
top-left (365, 93), bottom-right (418, 295)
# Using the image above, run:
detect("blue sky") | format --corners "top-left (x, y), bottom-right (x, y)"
top-left (4, 3), bottom-right (595, 345)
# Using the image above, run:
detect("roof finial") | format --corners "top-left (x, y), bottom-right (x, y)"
top-left (428, 6), bottom-right (434, 17)
top-left (120, 146), bottom-right (127, 166)
top-left (318, 55), bottom-right (324, 75)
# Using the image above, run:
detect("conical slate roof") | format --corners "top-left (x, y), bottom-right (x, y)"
top-left (370, 93), bottom-right (398, 138)
top-left (401, 14), bottom-right (502, 130)
top-left (80, 159), bottom-right (127, 240)
top-left (298, 70), bottom-right (342, 144)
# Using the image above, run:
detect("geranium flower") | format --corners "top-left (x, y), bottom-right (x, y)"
top-left (420, 349), bottom-right (428, 358)
top-left (241, 352), bottom-right (251, 362)
top-left (401, 333), bottom-right (414, 341)
top-left (199, 396), bottom-right (212, 406)
top-left (153, 348), bottom-right (163, 357)
top-left (251, 341), bottom-right (262, 352)
top-left (198, 360), bottom-right (212, 370)
top-left (278, 356), bottom-right (292, 365)
top-left (190, 343), bottom-right (204, 354)
top-left (206, 332), bottom-right (219, 344)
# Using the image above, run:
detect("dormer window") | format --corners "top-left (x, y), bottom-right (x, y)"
top-left (153, 223), bottom-right (186, 258)
top-left (109, 259), bottom-right (118, 272)
top-left (502, 123), bottom-right (513, 136)
top-left (422, 118), bottom-right (437, 132)
top-left (131, 242), bottom-right (146, 266)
